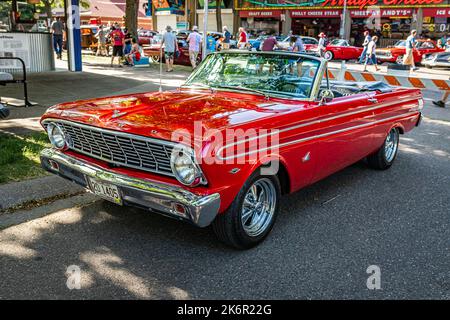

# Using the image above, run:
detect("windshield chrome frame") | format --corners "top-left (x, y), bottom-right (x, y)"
top-left (183, 50), bottom-right (327, 102)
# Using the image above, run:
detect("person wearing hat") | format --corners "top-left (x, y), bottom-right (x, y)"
top-left (318, 32), bottom-right (327, 58)
top-left (161, 25), bottom-right (178, 72)
top-left (187, 26), bottom-right (202, 69)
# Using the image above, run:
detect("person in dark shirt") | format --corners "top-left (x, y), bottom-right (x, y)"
top-left (261, 32), bottom-right (279, 51)
top-left (51, 17), bottom-right (64, 59)
top-left (222, 26), bottom-right (231, 50)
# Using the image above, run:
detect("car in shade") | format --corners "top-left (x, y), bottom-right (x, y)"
top-left (323, 39), bottom-right (364, 61)
top-left (138, 29), bottom-right (158, 46)
top-left (376, 39), bottom-right (445, 65)
top-left (39, 51), bottom-right (423, 249)
top-left (142, 37), bottom-right (202, 66)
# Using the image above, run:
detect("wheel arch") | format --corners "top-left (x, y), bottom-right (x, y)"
top-left (247, 155), bottom-right (291, 196)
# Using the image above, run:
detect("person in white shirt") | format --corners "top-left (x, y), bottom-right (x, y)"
top-left (187, 26), bottom-right (202, 69)
top-left (363, 36), bottom-right (380, 72)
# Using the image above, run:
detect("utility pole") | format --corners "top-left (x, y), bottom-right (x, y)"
top-left (340, 0), bottom-right (347, 39)
top-left (202, 0), bottom-right (208, 60)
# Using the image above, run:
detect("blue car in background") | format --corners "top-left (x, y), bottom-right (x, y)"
top-left (248, 36), bottom-right (284, 51)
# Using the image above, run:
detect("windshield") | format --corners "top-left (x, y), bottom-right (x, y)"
top-left (184, 52), bottom-right (321, 100)
top-left (395, 40), bottom-right (406, 47)
top-left (330, 39), bottom-right (347, 46)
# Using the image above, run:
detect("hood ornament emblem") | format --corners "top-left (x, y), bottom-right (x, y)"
top-left (111, 110), bottom-right (128, 119)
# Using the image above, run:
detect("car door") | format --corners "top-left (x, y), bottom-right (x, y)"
top-left (415, 41), bottom-right (435, 62)
top-left (310, 93), bottom-right (380, 183)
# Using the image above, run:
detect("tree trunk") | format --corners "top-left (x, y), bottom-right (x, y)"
top-left (151, 1), bottom-right (157, 31)
top-left (44, 0), bottom-right (53, 20)
top-left (216, 0), bottom-right (222, 32)
top-left (125, 0), bottom-right (138, 37)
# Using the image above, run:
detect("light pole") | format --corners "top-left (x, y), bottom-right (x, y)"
top-left (340, 0), bottom-right (348, 39)
top-left (202, 0), bottom-right (208, 60)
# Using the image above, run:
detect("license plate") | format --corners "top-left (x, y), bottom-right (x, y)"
top-left (87, 177), bottom-right (122, 205)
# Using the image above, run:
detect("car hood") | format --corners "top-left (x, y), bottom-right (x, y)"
top-left (42, 90), bottom-right (300, 144)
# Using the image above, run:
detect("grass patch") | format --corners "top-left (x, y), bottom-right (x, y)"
top-left (0, 132), bottom-right (50, 184)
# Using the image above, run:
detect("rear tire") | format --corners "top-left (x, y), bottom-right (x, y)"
top-left (367, 127), bottom-right (399, 170)
top-left (212, 169), bottom-right (281, 250)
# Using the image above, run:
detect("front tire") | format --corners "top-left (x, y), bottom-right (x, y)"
top-left (395, 55), bottom-right (404, 64)
top-left (150, 54), bottom-right (161, 63)
top-left (324, 51), bottom-right (334, 61)
top-left (367, 127), bottom-right (399, 170)
top-left (212, 169), bottom-right (281, 249)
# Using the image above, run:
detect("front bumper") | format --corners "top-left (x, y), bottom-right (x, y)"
top-left (40, 148), bottom-right (221, 227)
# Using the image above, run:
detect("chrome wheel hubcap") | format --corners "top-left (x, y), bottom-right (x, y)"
top-left (385, 129), bottom-right (398, 162)
top-left (241, 178), bottom-right (276, 237)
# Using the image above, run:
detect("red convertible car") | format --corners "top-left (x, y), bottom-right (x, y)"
top-left (40, 52), bottom-right (423, 249)
top-left (376, 39), bottom-right (445, 65)
top-left (323, 39), bottom-right (364, 61)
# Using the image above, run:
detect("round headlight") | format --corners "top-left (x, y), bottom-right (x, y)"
top-left (170, 146), bottom-right (202, 186)
top-left (47, 123), bottom-right (67, 149)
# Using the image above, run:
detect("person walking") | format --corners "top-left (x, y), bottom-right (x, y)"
top-left (110, 24), bottom-right (125, 67)
top-left (432, 91), bottom-right (449, 108)
top-left (363, 36), bottom-right (380, 72)
top-left (186, 26), bottom-right (202, 69)
top-left (237, 27), bottom-right (248, 49)
top-left (161, 25), bottom-right (178, 72)
top-left (318, 32), bottom-right (327, 58)
top-left (358, 30), bottom-right (372, 64)
top-left (222, 26), bottom-right (231, 50)
top-left (403, 30), bottom-right (418, 72)
top-left (261, 32), bottom-right (279, 51)
top-left (95, 25), bottom-right (108, 56)
top-left (51, 17), bottom-right (64, 60)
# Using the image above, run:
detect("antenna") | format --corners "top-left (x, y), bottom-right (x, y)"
top-left (159, 45), bottom-right (163, 93)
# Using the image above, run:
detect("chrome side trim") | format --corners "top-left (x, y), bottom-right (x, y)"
top-left (40, 148), bottom-right (220, 227)
top-left (217, 112), bottom-right (419, 160)
top-left (216, 97), bottom-right (419, 159)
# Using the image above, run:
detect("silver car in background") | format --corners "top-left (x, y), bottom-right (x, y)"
top-left (422, 51), bottom-right (450, 69)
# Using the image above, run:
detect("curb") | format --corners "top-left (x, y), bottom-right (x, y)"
top-left (0, 175), bottom-right (85, 212)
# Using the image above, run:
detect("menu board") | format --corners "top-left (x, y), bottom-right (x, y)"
top-left (0, 33), bottom-right (31, 69)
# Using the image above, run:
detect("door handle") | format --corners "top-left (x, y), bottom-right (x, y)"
top-left (368, 98), bottom-right (378, 104)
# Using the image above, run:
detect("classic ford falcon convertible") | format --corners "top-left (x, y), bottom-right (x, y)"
top-left (40, 51), bottom-right (423, 249)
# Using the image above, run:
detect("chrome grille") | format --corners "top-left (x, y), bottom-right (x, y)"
top-left (44, 120), bottom-right (175, 177)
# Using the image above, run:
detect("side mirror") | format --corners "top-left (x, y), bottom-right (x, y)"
top-left (319, 89), bottom-right (334, 106)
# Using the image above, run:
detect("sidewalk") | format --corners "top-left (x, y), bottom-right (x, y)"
top-left (0, 56), bottom-right (191, 135)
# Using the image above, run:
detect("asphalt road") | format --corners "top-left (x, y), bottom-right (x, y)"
top-left (0, 101), bottom-right (449, 300)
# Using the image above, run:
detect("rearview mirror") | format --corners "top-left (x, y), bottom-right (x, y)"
top-left (319, 89), bottom-right (334, 106)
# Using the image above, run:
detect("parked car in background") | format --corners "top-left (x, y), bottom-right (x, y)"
top-left (323, 39), bottom-right (364, 61)
top-left (40, 51), bottom-right (423, 249)
top-left (376, 39), bottom-right (445, 65)
top-left (248, 35), bottom-right (283, 51)
top-left (277, 35), bottom-right (319, 55)
top-left (422, 51), bottom-right (450, 69)
top-left (138, 29), bottom-right (158, 46)
top-left (143, 38), bottom-right (201, 66)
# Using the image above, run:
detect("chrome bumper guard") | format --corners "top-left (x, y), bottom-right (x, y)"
top-left (40, 148), bottom-right (220, 227)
